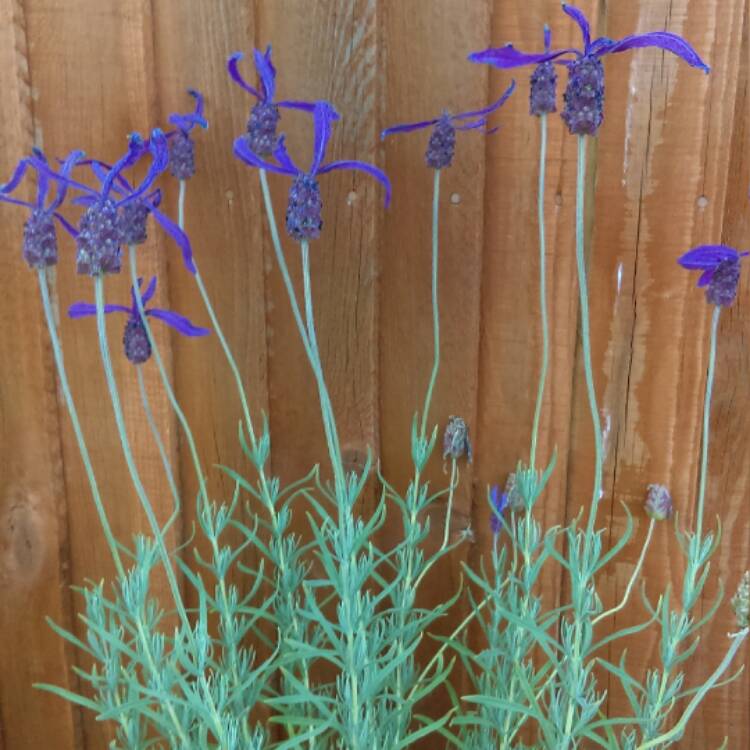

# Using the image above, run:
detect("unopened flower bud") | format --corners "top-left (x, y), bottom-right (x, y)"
top-left (76, 199), bottom-right (123, 276)
top-left (426, 117), bottom-right (456, 170)
top-left (644, 483), bottom-right (673, 521)
top-left (246, 101), bottom-right (281, 157)
top-left (23, 209), bottom-right (57, 268)
top-left (707, 258), bottom-right (741, 307)
top-left (504, 472), bottom-right (525, 512)
top-left (286, 174), bottom-right (323, 241)
top-left (443, 415), bottom-right (472, 462)
top-left (123, 316), bottom-right (151, 365)
top-left (561, 56), bottom-right (605, 136)
top-left (168, 131), bottom-right (196, 180)
top-left (731, 571), bottom-right (750, 628)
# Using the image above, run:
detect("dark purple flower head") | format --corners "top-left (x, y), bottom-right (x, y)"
top-left (228, 46), bottom-right (315, 156)
top-left (234, 101), bottom-right (391, 241)
top-left (69, 276), bottom-right (209, 365)
top-left (678, 245), bottom-right (748, 307)
top-left (469, 3), bottom-right (709, 136)
top-left (166, 89), bottom-right (208, 180)
top-left (490, 485), bottom-right (508, 535)
top-left (0, 148), bottom-right (82, 269)
top-left (530, 26), bottom-right (558, 116)
top-left (644, 483), bottom-right (673, 521)
top-left (443, 415), bottom-right (472, 463)
top-left (381, 81), bottom-right (516, 169)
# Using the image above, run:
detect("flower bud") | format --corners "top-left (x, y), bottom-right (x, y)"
top-left (426, 117), bottom-right (456, 170)
top-left (644, 483), bottom-right (673, 521)
top-left (76, 199), bottom-right (123, 276)
top-left (123, 316), bottom-right (151, 365)
top-left (23, 209), bottom-right (58, 268)
top-left (731, 571), bottom-right (750, 628)
top-left (504, 472), bottom-right (525, 512)
top-left (707, 257), bottom-right (741, 307)
top-left (246, 101), bottom-right (281, 157)
top-left (118, 199), bottom-right (150, 246)
top-left (285, 174), bottom-right (323, 241)
top-left (443, 415), bottom-right (472, 462)
top-left (561, 56), bottom-right (604, 136)
top-left (168, 131), bottom-right (196, 180)
top-left (530, 62), bottom-right (557, 116)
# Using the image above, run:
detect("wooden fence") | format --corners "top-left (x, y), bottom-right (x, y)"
top-left (0, 0), bottom-right (748, 747)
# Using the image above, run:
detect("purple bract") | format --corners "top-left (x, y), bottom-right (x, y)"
top-left (468, 3), bottom-right (709, 135)
top-left (678, 245), bottom-right (748, 307)
top-left (490, 485), bottom-right (509, 535)
top-left (69, 276), bottom-right (209, 365)
top-left (530, 26), bottom-right (558, 116)
top-left (381, 81), bottom-right (516, 169)
top-left (234, 100), bottom-right (391, 241)
top-left (166, 89), bottom-right (207, 180)
top-left (228, 46), bottom-right (314, 156)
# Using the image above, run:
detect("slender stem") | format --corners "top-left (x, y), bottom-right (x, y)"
top-left (530, 114), bottom-right (549, 469)
top-left (93, 276), bottom-right (191, 635)
top-left (420, 169), bottom-right (441, 438)
top-left (575, 136), bottom-right (604, 536)
top-left (441, 458), bottom-right (458, 550)
top-left (696, 306), bottom-right (720, 542)
top-left (37, 269), bottom-right (126, 579)
top-left (178, 179), bottom-right (186, 231)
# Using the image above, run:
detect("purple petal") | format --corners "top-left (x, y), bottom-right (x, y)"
top-left (455, 118), bottom-right (490, 131)
top-left (544, 24), bottom-right (552, 52)
top-left (468, 44), bottom-right (579, 69)
top-left (254, 45), bottom-right (276, 102)
top-left (227, 52), bottom-right (260, 98)
top-left (273, 136), bottom-right (300, 175)
top-left (131, 276), bottom-right (158, 308)
top-left (48, 149), bottom-right (85, 212)
top-left (120, 129), bottom-right (168, 203)
top-left (234, 135), bottom-right (296, 176)
top-left (697, 268), bottom-right (716, 288)
top-left (317, 159), bottom-right (392, 207)
top-left (167, 88), bottom-right (208, 132)
top-left (598, 31), bottom-right (709, 72)
top-left (452, 79), bottom-right (516, 121)
top-left (381, 117), bottom-right (440, 140)
top-left (310, 101), bottom-right (341, 175)
top-left (562, 3), bottom-right (591, 51)
top-left (102, 133), bottom-right (145, 199)
top-left (1, 158), bottom-right (32, 195)
top-left (68, 302), bottom-right (130, 319)
top-left (52, 212), bottom-right (79, 238)
top-left (0, 194), bottom-right (34, 209)
top-left (277, 99), bottom-right (317, 112)
top-left (146, 308), bottom-right (210, 337)
top-left (151, 207), bottom-right (196, 274)
top-left (678, 245), bottom-right (741, 270)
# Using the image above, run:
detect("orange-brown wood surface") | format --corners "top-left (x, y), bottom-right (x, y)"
top-left (0, 1), bottom-right (748, 747)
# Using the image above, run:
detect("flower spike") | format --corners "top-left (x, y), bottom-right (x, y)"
top-left (381, 81), bottom-right (516, 169)
top-left (167, 88), bottom-right (208, 180)
top-left (678, 244), bottom-right (748, 307)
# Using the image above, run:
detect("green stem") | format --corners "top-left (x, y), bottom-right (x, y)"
top-left (37, 269), bottom-right (126, 580)
top-left (420, 169), bottom-right (441, 438)
top-left (530, 114), bottom-right (549, 469)
top-left (696, 306), bottom-right (720, 542)
top-left (93, 276), bottom-right (191, 636)
top-left (575, 135), bottom-right (604, 538)
top-left (441, 458), bottom-right (458, 551)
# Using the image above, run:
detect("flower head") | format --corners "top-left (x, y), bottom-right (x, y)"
top-left (69, 276), bottom-right (209, 365)
top-left (678, 245), bottom-right (748, 307)
top-left (166, 89), bottom-right (208, 180)
top-left (381, 81), bottom-right (516, 169)
top-left (644, 483), bottom-right (673, 521)
top-left (490, 485), bottom-right (508, 535)
top-left (228, 46), bottom-right (315, 156)
top-left (529, 26), bottom-right (558, 116)
top-left (442, 415), bottom-right (472, 463)
top-left (731, 571), bottom-right (750, 629)
top-left (503, 471), bottom-right (525, 512)
top-left (234, 100), bottom-right (391, 241)
top-left (469, 3), bottom-right (709, 135)
top-left (0, 149), bottom-right (82, 268)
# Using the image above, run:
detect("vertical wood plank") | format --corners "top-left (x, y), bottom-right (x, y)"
top-left (379, 0), bottom-right (492, 724)
top-left (0, 3), bottom-right (79, 748)
top-left (22, 0), bottom-right (179, 745)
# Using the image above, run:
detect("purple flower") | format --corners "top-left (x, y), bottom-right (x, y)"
top-left (530, 26), bottom-right (558, 116)
top-left (0, 149), bottom-right (82, 269)
top-left (69, 276), bottom-right (209, 365)
top-left (678, 245), bottom-right (748, 307)
top-left (234, 101), bottom-right (391, 241)
top-left (36, 130), bottom-right (195, 275)
top-left (228, 46), bottom-right (314, 156)
top-left (644, 484), bottom-right (673, 521)
top-left (490, 485), bottom-right (508, 535)
top-left (166, 89), bottom-right (208, 180)
top-left (381, 81), bottom-right (516, 169)
top-left (469, 3), bottom-right (709, 136)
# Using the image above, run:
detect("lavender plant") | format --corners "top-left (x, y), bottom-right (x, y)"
top-left (1, 3), bottom-right (748, 749)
